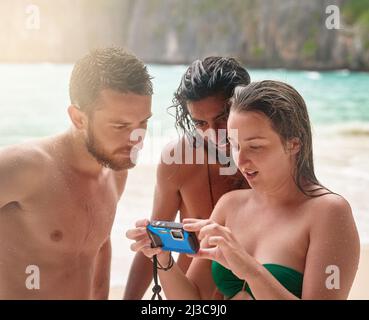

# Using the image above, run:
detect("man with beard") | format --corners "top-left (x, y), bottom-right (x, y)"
top-left (0, 47), bottom-right (153, 299)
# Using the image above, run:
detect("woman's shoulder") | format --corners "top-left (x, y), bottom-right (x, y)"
top-left (307, 190), bottom-right (351, 212)
top-left (215, 188), bottom-right (253, 211)
top-left (211, 189), bottom-right (253, 225)
top-left (306, 191), bottom-right (355, 230)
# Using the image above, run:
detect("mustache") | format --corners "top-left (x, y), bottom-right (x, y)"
top-left (114, 145), bottom-right (141, 154)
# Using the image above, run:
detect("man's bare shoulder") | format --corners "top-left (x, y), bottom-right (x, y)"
top-left (0, 142), bottom-right (52, 205)
top-left (157, 138), bottom-right (187, 188)
top-left (0, 142), bottom-right (51, 175)
top-left (158, 137), bottom-right (204, 187)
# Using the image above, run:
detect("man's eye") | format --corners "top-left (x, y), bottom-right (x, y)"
top-left (113, 125), bottom-right (127, 130)
top-left (194, 121), bottom-right (207, 127)
top-left (215, 116), bottom-right (228, 123)
top-left (250, 145), bottom-right (261, 150)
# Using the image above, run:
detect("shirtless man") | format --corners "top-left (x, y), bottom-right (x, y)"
top-left (0, 47), bottom-right (153, 299)
top-left (124, 57), bottom-right (251, 299)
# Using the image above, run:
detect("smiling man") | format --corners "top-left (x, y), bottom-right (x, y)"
top-left (0, 47), bottom-right (153, 299)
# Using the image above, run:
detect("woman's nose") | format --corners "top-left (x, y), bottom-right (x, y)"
top-left (236, 149), bottom-right (250, 168)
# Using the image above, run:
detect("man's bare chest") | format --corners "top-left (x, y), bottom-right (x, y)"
top-left (19, 172), bottom-right (120, 252)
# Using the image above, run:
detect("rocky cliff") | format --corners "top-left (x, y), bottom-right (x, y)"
top-left (1, 0), bottom-right (368, 70)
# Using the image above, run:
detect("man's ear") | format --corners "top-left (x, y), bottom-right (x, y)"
top-left (68, 105), bottom-right (87, 130)
top-left (286, 138), bottom-right (301, 155)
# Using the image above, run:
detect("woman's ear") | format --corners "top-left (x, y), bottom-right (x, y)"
top-left (286, 138), bottom-right (301, 155)
top-left (68, 105), bottom-right (87, 130)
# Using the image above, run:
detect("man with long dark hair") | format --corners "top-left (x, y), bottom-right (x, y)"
top-left (124, 57), bottom-right (251, 299)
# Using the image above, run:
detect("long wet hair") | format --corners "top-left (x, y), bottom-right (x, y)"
top-left (230, 80), bottom-right (333, 197)
top-left (169, 56), bottom-right (251, 137)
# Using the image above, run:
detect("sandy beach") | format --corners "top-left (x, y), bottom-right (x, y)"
top-left (107, 127), bottom-right (369, 300)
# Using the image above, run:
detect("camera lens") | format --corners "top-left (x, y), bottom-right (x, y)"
top-left (170, 230), bottom-right (183, 240)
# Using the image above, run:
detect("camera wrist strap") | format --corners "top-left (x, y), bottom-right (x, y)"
top-left (151, 255), bottom-right (163, 300)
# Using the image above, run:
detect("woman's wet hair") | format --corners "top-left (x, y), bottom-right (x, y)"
top-left (230, 80), bottom-right (333, 197)
top-left (69, 47), bottom-right (153, 114)
top-left (170, 56), bottom-right (251, 137)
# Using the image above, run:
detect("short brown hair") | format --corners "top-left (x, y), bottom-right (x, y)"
top-left (69, 47), bottom-right (153, 112)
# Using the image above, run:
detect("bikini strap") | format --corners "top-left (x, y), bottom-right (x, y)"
top-left (204, 139), bottom-right (215, 210)
top-left (206, 154), bottom-right (215, 210)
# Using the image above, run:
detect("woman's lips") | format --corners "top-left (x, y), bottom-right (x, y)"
top-left (244, 170), bottom-right (259, 179)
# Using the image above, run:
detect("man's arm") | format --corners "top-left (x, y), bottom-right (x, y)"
top-left (124, 143), bottom-right (183, 300)
top-left (92, 238), bottom-right (112, 300)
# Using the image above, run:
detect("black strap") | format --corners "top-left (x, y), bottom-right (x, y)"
top-left (205, 140), bottom-right (215, 210)
top-left (151, 255), bottom-right (163, 300)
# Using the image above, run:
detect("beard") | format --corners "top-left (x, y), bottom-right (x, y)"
top-left (85, 125), bottom-right (138, 171)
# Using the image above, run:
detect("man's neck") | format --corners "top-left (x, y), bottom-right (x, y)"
top-left (57, 129), bottom-right (107, 178)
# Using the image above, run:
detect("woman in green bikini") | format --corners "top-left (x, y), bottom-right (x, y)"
top-left (127, 80), bottom-right (360, 299)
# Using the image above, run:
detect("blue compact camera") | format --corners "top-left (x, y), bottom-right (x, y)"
top-left (147, 221), bottom-right (200, 254)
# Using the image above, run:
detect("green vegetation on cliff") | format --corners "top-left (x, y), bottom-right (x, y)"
top-left (343, 0), bottom-right (369, 26)
top-left (343, 0), bottom-right (369, 54)
top-left (1, 0), bottom-right (369, 70)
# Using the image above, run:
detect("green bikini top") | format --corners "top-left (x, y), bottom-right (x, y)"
top-left (211, 261), bottom-right (304, 299)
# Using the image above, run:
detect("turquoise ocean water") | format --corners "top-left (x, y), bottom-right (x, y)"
top-left (1, 64), bottom-right (369, 146)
